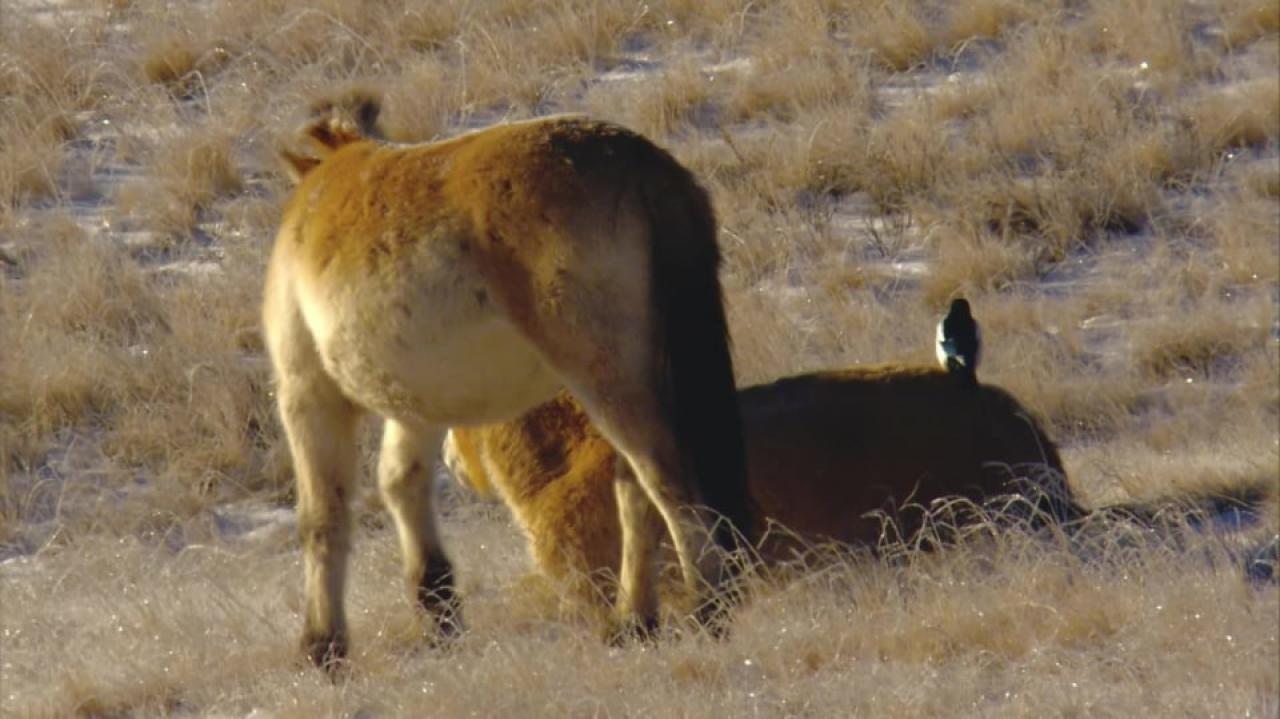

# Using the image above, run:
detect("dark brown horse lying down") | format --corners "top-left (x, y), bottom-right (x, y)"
top-left (444, 364), bottom-right (1079, 628)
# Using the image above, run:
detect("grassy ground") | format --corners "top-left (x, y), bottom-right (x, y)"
top-left (1, 0), bottom-right (1277, 716)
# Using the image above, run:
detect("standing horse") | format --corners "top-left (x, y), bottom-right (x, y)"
top-left (263, 99), bottom-right (750, 667)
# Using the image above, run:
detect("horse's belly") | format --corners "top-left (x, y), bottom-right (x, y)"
top-left (309, 294), bottom-right (561, 426)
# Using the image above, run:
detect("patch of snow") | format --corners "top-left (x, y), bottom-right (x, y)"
top-left (212, 502), bottom-right (297, 548)
top-left (147, 259), bottom-right (225, 278)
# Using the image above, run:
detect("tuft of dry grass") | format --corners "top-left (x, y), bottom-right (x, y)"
top-left (852, 3), bottom-right (935, 71)
top-left (1, 217), bottom-right (158, 446)
top-left (378, 60), bottom-right (457, 142)
top-left (1131, 301), bottom-right (1270, 381)
top-left (113, 124), bottom-right (244, 242)
top-left (1216, 0), bottom-right (1280, 48)
top-left (1082, 0), bottom-right (1205, 76)
top-left (586, 58), bottom-right (717, 138)
top-left (0, 17), bottom-right (105, 221)
top-left (919, 227), bottom-right (1038, 305)
top-left (937, 0), bottom-right (1054, 47)
top-left (138, 35), bottom-right (232, 98)
top-left (1184, 78), bottom-right (1280, 153)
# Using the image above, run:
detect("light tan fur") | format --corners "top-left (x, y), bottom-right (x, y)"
top-left (264, 101), bottom-right (749, 667)
top-left (444, 365), bottom-right (1075, 627)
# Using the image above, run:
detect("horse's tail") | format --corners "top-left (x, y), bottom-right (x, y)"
top-left (637, 153), bottom-right (752, 549)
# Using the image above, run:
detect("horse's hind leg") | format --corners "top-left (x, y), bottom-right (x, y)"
top-left (377, 420), bottom-right (460, 637)
top-left (613, 466), bottom-right (664, 638)
top-left (570, 384), bottom-right (731, 630)
top-left (277, 377), bottom-right (360, 669)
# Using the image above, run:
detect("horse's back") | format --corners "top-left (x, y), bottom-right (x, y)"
top-left (742, 365), bottom-right (1069, 549)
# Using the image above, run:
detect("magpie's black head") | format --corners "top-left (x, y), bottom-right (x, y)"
top-left (948, 298), bottom-right (971, 319)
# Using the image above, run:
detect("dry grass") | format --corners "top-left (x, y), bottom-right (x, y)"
top-left (1219, 0), bottom-right (1280, 48)
top-left (112, 123), bottom-right (245, 242)
top-left (2, 505), bottom-right (1275, 718)
top-left (0, 0), bottom-right (1277, 715)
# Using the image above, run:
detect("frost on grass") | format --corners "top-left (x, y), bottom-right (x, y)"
top-left (2, 498), bottom-right (1276, 718)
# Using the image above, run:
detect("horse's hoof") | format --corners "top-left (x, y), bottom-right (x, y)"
top-left (302, 631), bottom-right (348, 674)
top-left (606, 614), bottom-right (660, 647)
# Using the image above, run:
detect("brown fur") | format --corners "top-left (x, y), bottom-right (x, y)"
top-left (444, 365), bottom-right (1074, 626)
top-left (264, 102), bottom-right (748, 667)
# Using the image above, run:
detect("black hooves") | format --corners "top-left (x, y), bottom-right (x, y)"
top-left (302, 631), bottom-right (348, 676)
top-left (607, 614), bottom-right (661, 647)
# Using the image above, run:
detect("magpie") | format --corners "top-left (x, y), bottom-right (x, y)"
top-left (936, 298), bottom-right (981, 385)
